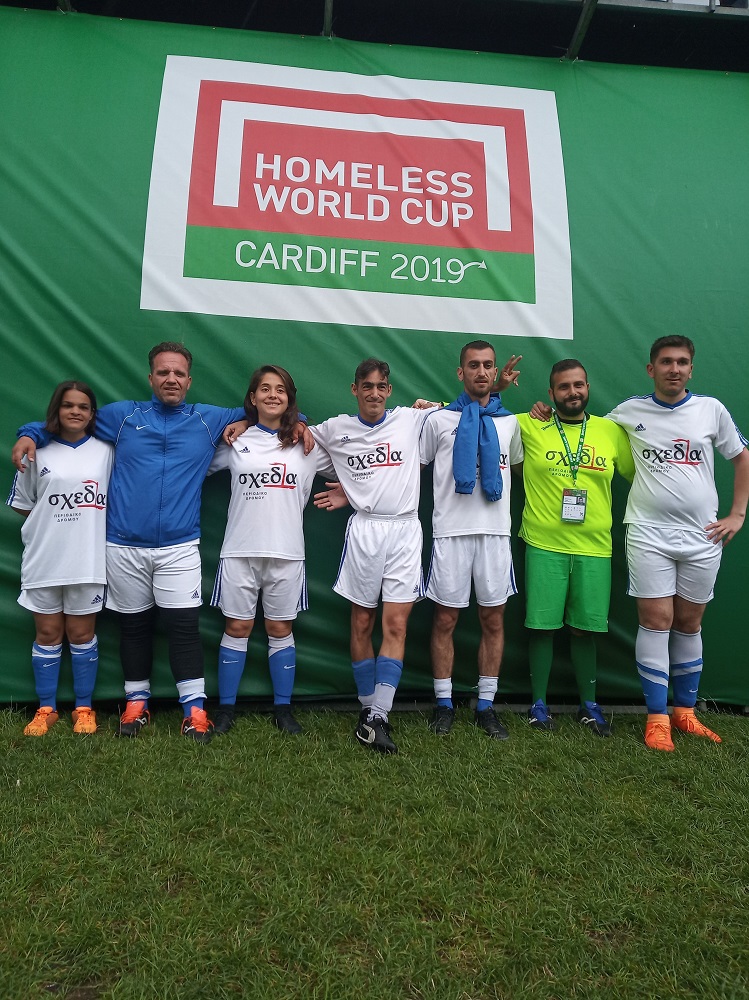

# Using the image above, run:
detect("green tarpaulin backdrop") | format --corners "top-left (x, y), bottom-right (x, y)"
top-left (1, 6), bottom-right (747, 705)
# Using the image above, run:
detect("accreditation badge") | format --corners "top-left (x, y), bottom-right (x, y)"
top-left (561, 488), bottom-right (587, 523)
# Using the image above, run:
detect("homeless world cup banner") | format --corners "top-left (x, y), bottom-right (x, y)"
top-left (142, 56), bottom-right (572, 339)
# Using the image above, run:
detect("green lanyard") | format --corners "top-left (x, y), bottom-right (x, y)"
top-left (553, 413), bottom-right (587, 485)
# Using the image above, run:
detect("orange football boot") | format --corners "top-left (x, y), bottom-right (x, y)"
top-left (672, 706), bottom-right (722, 743)
top-left (644, 713), bottom-right (674, 751)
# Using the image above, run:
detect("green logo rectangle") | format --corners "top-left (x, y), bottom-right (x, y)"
top-left (184, 227), bottom-right (535, 303)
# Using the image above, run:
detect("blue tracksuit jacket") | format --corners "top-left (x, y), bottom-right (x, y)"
top-left (19, 396), bottom-right (245, 548)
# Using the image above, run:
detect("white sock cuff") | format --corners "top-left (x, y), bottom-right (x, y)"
top-left (34, 642), bottom-right (63, 653)
top-left (124, 679), bottom-right (151, 696)
top-left (669, 628), bottom-right (703, 665)
top-left (70, 636), bottom-right (97, 653)
top-left (268, 632), bottom-right (295, 652)
top-left (434, 678), bottom-right (452, 700)
top-left (221, 633), bottom-right (249, 652)
top-left (177, 677), bottom-right (206, 704)
top-left (478, 675), bottom-right (499, 700)
top-left (636, 626), bottom-right (670, 674)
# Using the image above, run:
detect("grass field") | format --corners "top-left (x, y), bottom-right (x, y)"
top-left (1, 704), bottom-right (748, 1000)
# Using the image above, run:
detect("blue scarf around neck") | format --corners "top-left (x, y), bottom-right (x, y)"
top-left (445, 391), bottom-right (511, 502)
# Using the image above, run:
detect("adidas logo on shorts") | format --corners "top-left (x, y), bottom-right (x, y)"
top-left (239, 446), bottom-right (250, 453)
top-left (191, 589), bottom-right (200, 600)
top-left (635, 423), bottom-right (645, 431)
top-left (39, 467), bottom-right (51, 477)
top-left (90, 594), bottom-right (103, 605)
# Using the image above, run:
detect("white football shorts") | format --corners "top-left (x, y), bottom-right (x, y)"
top-left (18, 583), bottom-right (105, 616)
top-left (211, 556), bottom-right (307, 621)
top-left (334, 511), bottom-right (424, 608)
top-left (426, 534), bottom-right (517, 609)
top-left (105, 541), bottom-right (202, 612)
top-left (625, 523), bottom-right (722, 603)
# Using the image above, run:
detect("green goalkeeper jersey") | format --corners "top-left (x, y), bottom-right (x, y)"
top-left (516, 412), bottom-right (634, 558)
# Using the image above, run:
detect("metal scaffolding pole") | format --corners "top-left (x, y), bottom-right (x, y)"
top-left (565, 0), bottom-right (599, 60)
top-left (323, 0), bottom-right (334, 36)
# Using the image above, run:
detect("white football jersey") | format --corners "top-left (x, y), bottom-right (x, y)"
top-left (209, 426), bottom-right (334, 559)
top-left (7, 436), bottom-right (113, 588)
top-left (606, 392), bottom-right (747, 531)
top-left (419, 408), bottom-right (523, 537)
top-left (311, 407), bottom-right (429, 516)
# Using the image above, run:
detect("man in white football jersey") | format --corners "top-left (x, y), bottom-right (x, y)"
top-left (311, 358), bottom-right (431, 754)
top-left (606, 335), bottom-right (749, 750)
top-left (419, 341), bottom-right (523, 740)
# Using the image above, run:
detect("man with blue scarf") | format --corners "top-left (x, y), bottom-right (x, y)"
top-left (419, 341), bottom-right (523, 739)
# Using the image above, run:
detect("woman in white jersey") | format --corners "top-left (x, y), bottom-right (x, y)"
top-left (8, 381), bottom-right (113, 736)
top-left (209, 365), bottom-right (331, 735)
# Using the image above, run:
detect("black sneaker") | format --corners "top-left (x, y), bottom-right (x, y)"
top-left (213, 705), bottom-right (235, 735)
top-left (354, 714), bottom-right (398, 754)
top-left (429, 705), bottom-right (455, 736)
top-left (474, 706), bottom-right (509, 740)
top-left (577, 701), bottom-right (612, 737)
top-left (273, 705), bottom-right (302, 735)
top-left (115, 700), bottom-right (150, 738)
top-left (180, 706), bottom-right (214, 745)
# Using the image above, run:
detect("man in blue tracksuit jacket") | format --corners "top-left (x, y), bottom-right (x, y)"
top-left (14, 342), bottom-right (245, 743)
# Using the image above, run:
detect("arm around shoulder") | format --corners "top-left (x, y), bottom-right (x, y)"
top-left (13, 417), bottom-right (50, 470)
top-left (12, 435), bottom-right (38, 472)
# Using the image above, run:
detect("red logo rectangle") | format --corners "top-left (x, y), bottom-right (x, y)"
top-left (187, 81), bottom-right (533, 254)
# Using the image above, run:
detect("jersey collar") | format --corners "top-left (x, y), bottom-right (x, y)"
top-left (357, 411), bottom-right (388, 428)
top-left (651, 389), bottom-right (692, 410)
top-left (50, 434), bottom-right (91, 449)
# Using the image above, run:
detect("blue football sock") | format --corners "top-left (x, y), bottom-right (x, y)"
top-left (177, 678), bottom-right (206, 715)
top-left (218, 633), bottom-right (249, 706)
top-left (371, 656), bottom-right (403, 719)
top-left (268, 633), bottom-right (295, 705)
top-left (31, 642), bottom-right (62, 709)
top-left (636, 626), bottom-right (670, 715)
top-left (125, 691), bottom-right (150, 703)
top-left (70, 636), bottom-right (98, 708)
top-left (352, 657), bottom-right (376, 708)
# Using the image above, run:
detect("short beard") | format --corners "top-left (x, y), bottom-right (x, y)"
top-left (554, 394), bottom-right (588, 419)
